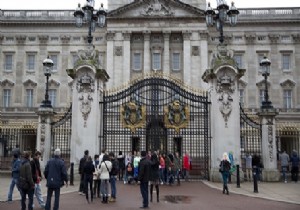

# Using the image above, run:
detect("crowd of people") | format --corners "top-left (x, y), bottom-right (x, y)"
top-left (77, 148), bottom-right (192, 207)
top-left (7, 147), bottom-right (68, 210)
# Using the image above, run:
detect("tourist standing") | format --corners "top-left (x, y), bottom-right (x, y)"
top-left (92, 155), bottom-right (101, 198)
top-left (138, 151), bottom-right (151, 209)
top-left (173, 151), bottom-right (181, 186)
top-left (18, 151), bottom-right (34, 210)
top-left (44, 148), bottom-right (68, 210)
top-left (30, 151), bottom-right (45, 208)
top-left (83, 156), bottom-right (95, 203)
top-left (7, 153), bottom-right (21, 202)
top-left (150, 151), bottom-right (160, 203)
top-left (245, 154), bottom-right (252, 181)
top-left (280, 150), bottom-right (290, 183)
top-left (109, 152), bottom-right (119, 202)
top-left (219, 152), bottom-right (231, 195)
top-left (290, 150), bottom-right (299, 182)
top-left (183, 151), bottom-right (191, 181)
top-left (78, 150), bottom-right (89, 195)
top-left (99, 154), bottom-right (112, 204)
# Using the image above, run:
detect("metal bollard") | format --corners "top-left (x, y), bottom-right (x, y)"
top-left (70, 162), bottom-right (74, 186)
top-left (236, 164), bottom-right (240, 188)
top-left (253, 167), bottom-right (258, 193)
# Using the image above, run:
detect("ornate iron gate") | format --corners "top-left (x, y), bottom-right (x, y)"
top-left (240, 106), bottom-right (262, 161)
top-left (51, 105), bottom-right (72, 167)
top-left (103, 75), bottom-right (211, 179)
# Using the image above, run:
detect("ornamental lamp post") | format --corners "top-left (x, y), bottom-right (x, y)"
top-left (41, 56), bottom-right (54, 108)
top-left (74, 1), bottom-right (107, 44)
top-left (260, 55), bottom-right (273, 109)
top-left (205, 1), bottom-right (239, 44)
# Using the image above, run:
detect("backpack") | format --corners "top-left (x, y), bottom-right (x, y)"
top-left (110, 159), bottom-right (119, 176)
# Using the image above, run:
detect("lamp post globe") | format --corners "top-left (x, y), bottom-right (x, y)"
top-left (205, 1), bottom-right (239, 44)
top-left (260, 55), bottom-right (273, 109)
top-left (74, 1), bottom-right (107, 44)
top-left (41, 56), bottom-right (54, 108)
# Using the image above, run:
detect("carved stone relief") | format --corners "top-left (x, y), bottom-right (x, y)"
top-left (114, 46), bottom-right (123, 56)
top-left (77, 73), bottom-right (95, 127)
top-left (216, 72), bottom-right (235, 127)
top-left (141, 0), bottom-right (174, 16)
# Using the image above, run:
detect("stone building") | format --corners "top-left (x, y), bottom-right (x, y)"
top-left (0, 0), bottom-right (299, 180)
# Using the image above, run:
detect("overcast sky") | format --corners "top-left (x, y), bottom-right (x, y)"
top-left (0, 0), bottom-right (299, 10)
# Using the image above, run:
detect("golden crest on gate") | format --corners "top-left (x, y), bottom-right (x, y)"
top-left (164, 96), bottom-right (189, 133)
top-left (121, 97), bottom-right (146, 133)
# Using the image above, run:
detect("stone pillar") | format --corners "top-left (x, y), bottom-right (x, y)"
top-left (163, 31), bottom-right (171, 75)
top-left (143, 31), bottom-right (151, 74)
top-left (183, 31), bottom-right (191, 85)
top-left (202, 46), bottom-right (245, 182)
top-left (258, 110), bottom-right (280, 181)
top-left (36, 107), bottom-right (54, 168)
top-left (199, 31), bottom-right (209, 89)
top-left (123, 32), bottom-right (131, 82)
top-left (106, 32), bottom-right (115, 89)
top-left (67, 47), bottom-right (109, 167)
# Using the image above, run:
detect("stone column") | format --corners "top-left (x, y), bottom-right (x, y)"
top-left (202, 46), bottom-right (245, 181)
top-left (67, 46), bottom-right (109, 167)
top-left (183, 31), bottom-right (191, 85)
top-left (163, 31), bottom-right (171, 75)
top-left (123, 32), bottom-right (131, 83)
top-left (199, 31), bottom-right (209, 89)
top-left (36, 107), bottom-right (54, 168)
top-left (258, 110), bottom-right (280, 181)
top-left (106, 32), bottom-right (115, 89)
top-left (143, 31), bottom-right (151, 73)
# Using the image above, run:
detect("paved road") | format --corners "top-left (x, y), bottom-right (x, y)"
top-left (0, 181), bottom-right (299, 210)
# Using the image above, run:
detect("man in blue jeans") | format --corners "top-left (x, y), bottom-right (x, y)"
top-left (7, 153), bottom-right (21, 202)
top-left (138, 151), bottom-right (151, 209)
top-left (44, 148), bottom-right (68, 210)
top-left (109, 152), bottom-right (119, 202)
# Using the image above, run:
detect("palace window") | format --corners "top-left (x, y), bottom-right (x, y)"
top-left (49, 54), bottom-right (59, 71)
top-left (49, 89), bottom-right (57, 107)
top-left (27, 53), bottom-right (36, 71)
top-left (281, 53), bottom-right (291, 70)
top-left (133, 52), bottom-right (142, 71)
top-left (4, 54), bottom-right (13, 71)
top-left (172, 52), bottom-right (181, 71)
top-left (3, 89), bottom-right (11, 107)
top-left (152, 52), bottom-right (161, 70)
top-left (26, 89), bottom-right (34, 107)
top-left (233, 54), bottom-right (243, 69)
top-left (283, 89), bottom-right (292, 109)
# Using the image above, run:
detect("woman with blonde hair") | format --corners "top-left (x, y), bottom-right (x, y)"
top-left (219, 152), bottom-right (231, 195)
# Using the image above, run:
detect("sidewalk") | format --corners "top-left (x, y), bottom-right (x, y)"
top-left (202, 180), bottom-right (300, 205)
top-left (1, 174), bottom-right (300, 205)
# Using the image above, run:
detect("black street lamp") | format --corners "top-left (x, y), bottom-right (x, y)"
top-left (40, 56), bottom-right (54, 108)
top-left (74, 0), bottom-right (107, 44)
top-left (205, 1), bottom-right (239, 44)
top-left (260, 55), bottom-right (273, 109)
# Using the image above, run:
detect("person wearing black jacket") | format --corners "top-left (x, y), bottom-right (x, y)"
top-left (83, 156), bottom-right (95, 203)
top-left (30, 151), bottom-right (45, 208)
top-left (18, 151), bottom-right (35, 210)
top-left (44, 148), bottom-right (68, 210)
top-left (149, 151), bottom-right (160, 203)
top-left (138, 151), bottom-right (151, 209)
top-left (79, 150), bottom-right (89, 195)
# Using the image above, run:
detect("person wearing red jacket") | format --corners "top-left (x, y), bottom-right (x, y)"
top-left (183, 151), bottom-right (191, 181)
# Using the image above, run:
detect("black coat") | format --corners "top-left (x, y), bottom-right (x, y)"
top-left (83, 160), bottom-right (95, 180)
top-left (149, 155), bottom-right (160, 182)
top-left (138, 157), bottom-right (151, 182)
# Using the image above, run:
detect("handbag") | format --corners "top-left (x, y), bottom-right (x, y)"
top-left (219, 161), bottom-right (224, 173)
top-left (18, 176), bottom-right (31, 190)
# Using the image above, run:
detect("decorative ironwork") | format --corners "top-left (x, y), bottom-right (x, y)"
top-left (51, 105), bottom-right (72, 168)
top-left (164, 94), bottom-right (189, 133)
top-left (120, 96), bottom-right (146, 133)
top-left (103, 74), bottom-right (211, 180)
top-left (240, 105), bottom-right (262, 161)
